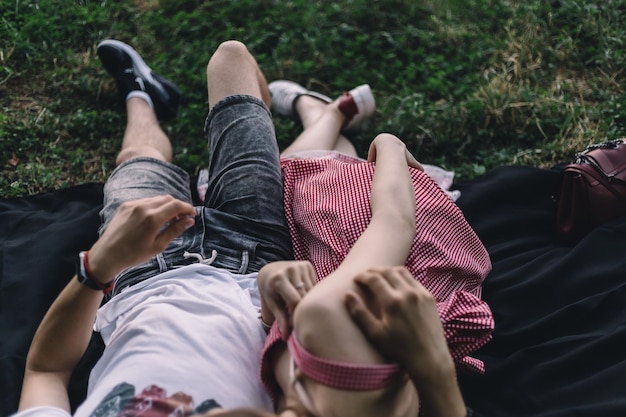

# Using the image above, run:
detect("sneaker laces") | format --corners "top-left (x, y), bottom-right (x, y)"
top-left (183, 250), bottom-right (218, 266)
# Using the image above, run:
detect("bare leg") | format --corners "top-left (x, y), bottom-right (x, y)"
top-left (115, 97), bottom-right (173, 165)
top-left (281, 96), bottom-right (357, 157)
top-left (206, 40), bottom-right (270, 110)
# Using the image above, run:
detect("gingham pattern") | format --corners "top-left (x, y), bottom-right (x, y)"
top-left (261, 153), bottom-right (494, 398)
top-left (287, 333), bottom-right (406, 390)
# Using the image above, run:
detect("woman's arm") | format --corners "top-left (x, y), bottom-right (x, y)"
top-left (18, 195), bottom-right (196, 412)
top-left (270, 134), bottom-right (423, 412)
top-left (367, 132), bottom-right (422, 227)
top-left (343, 132), bottom-right (421, 267)
top-left (291, 133), bottom-right (421, 361)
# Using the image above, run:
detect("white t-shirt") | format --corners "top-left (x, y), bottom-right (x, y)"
top-left (15, 263), bottom-right (272, 417)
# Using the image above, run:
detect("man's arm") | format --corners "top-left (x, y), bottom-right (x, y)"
top-left (345, 267), bottom-right (467, 417)
top-left (18, 195), bottom-right (196, 412)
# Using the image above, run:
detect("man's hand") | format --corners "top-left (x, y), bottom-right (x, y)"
top-left (344, 266), bottom-right (467, 417)
top-left (88, 195), bottom-right (196, 283)
top-left (258, 260), bottom-right (317, 339)
top-left (344, 266), bottom-right (452, 384)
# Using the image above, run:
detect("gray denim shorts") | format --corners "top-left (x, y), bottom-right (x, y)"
top-left (100, 95), bottom-right (293, 296)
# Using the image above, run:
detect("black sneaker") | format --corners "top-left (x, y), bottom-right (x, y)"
top-left (97, 39), bottom-right (181, 121)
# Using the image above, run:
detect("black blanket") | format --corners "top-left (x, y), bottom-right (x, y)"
top-left (1, 167), bottom-right (625, 417)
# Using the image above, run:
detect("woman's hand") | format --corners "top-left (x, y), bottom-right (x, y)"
top-left (258, 261), bottom-right (317, 339)
top-left (366, 133), bottom-right (423, 171)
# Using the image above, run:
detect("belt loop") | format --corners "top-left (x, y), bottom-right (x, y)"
top-left (156, 254), bottom-right (167, 272)
top-left (239, 251), bottom-right (250, 274)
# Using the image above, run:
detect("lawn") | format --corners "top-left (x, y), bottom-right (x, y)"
top-left (2, 0), bottom-right (626, 197)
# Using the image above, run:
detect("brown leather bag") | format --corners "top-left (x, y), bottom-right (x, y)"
top-left (556, 138), bottom-right (626, 245)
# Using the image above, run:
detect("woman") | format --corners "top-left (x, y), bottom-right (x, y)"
top-left (258, 82), bottom-right (493, 417)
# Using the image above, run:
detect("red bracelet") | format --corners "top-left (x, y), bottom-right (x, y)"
top-left (76, 250), bottom-right (115, 295)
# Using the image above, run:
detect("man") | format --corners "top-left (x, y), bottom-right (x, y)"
top-left (15, 39), bottom-right (293, 417)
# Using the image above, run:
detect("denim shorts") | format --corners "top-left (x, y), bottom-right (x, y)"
top-left (100, 95), bottom-right (293, 296)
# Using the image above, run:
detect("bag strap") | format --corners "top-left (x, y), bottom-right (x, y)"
top-left (575, 139), bottom-right (626, 184)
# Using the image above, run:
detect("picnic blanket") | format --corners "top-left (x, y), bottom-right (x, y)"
top-left (1, 165), bottom-right (624, 416)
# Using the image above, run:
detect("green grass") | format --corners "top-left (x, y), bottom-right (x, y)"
top-left (2, 0), bottom-right (626, 197)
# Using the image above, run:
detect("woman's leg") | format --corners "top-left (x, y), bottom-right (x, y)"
top-left (280, 96), bottom-right (358, 157)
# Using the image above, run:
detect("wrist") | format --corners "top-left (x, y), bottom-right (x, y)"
top-left (410, 358), bottom-right (466, 417)
top-left (258, 310), bottom-right (272, 333)
top-left (76, 250), bottom-right (115, 294)
top-left (85, 244), bottom-right (114, 283)
top-left (260, 301), bottom-right (275, 326)
top-left (408, 353), bottom-right (456, 387)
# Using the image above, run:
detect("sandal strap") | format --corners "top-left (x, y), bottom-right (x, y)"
top-left (337, 92), bottom-right (359, 125)
top-left (292, 91), bottom-right (332, 117)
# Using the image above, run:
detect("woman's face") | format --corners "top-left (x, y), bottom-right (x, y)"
top-left (277, 370), bottom-right (318, 417)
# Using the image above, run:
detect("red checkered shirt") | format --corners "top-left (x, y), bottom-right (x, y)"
top-left (261, 153), bottom-right (494, 398)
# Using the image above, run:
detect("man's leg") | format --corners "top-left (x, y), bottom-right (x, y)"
top-left (116, 97), bottom-right (172, 164)
top-left (206, 40), bottom-right (271, 110)
top-left (96, 40), bottom-right (194, 293)
top-left (97, 39), bottom-right (181, 165)
top-left (199, 41), bottom-right (293, 272)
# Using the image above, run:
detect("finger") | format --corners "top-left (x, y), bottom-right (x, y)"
top-left (267, 280), bottom-right (302, 333)
top-left (366, 141), bottom-right (377, 163)
top-left (127, 195), bottom-right (187, 213)
top-left (276, 308), bottom-right (291, 340)
top-left (284, 263), bottom-right (309, 295)
top-left (123, 197), bottom-right (195, 237)
top-left (391, 267), bottom-right (430, 294)
top-left (155, 215), bottom-right (195, 248)
top-left (344, 291), bottom-right (382, 338)
top-left (290, 270), bottom-right (307, 295)
top-left (294, 263), bottom-right (316, 293)
top-left (362, 267), bottom-right (407, 290)
top-left (150, 197), bottom-right (196, 224)
top-left (293, 280), bottom-right (308, 296)
top-left (406, 150), bottom-right (424, 171)
top-left (370, 266), bottom-right (415, 290)
top-left (304, 263), bottom-right (317, 290)
top-left (380, 266), bottom-right (417, 292)
top-left (281, 285), bottom-right (303, 313)
top-left (264, 295), bottom-right (290, 339)
top-left (353, 270), bottom-right (396, 305)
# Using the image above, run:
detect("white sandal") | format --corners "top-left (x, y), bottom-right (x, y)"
top-left (269, 80), bottom-right (376, 133)
top-left (268, 80), bottom-right (331, 118)
top-left (339, 84), bottom-right (376, 133)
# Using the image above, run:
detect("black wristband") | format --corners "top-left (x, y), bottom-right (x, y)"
top-left (76, 251), bottom-right (114, 294)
